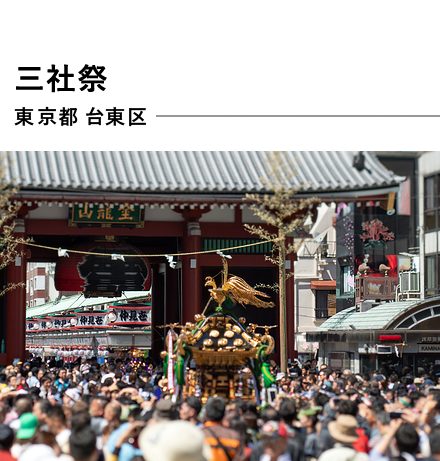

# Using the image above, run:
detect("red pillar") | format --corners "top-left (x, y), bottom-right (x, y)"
top-left (6, 219), bottom-right (27, 365)
top-left (286, 238), bottom-right (297, 360)
top-left (181, 220), bottom-right (201, 324)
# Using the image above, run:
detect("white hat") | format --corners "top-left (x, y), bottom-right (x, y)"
top-left (276, 372), bottom-right (285, 381)
top-left (65, 388), bottom-right (81, 402)
top-left (139, 421), bottom-right (212, 461)
top-left (19, 444), bottom-right (59, 461)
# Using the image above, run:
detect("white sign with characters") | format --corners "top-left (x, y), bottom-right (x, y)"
top-left (418, 344), bottom-right (440, 353)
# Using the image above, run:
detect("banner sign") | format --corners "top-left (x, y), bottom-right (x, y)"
top-left (27, 305), bottom-right (151, 335)
top-left (418, 344), bottom-right (440, 353)
top-left (71, 311), bottom-right (108, 329)
top-left (107, 306), bottom-right (151, 326)
top-left (69, 203), bottom-right (143, 227)
top-left (27, 316), bottom-right (75, 332)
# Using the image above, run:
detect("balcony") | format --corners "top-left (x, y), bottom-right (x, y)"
top-left (355, 276), bottom-right (399, 303)
top-left (301, 240), bottom-right (336, 258)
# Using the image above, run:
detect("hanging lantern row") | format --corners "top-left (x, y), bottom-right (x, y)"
top-left (27, 345), bottom-right (110, 358)
top-left (27, 347), bottom-right (44, 356)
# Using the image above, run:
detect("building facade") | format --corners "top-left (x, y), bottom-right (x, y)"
top-left (0, 151), bottom-right (403, 365)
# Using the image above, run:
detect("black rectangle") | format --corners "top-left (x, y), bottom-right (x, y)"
top-left (15, 64), bottom-right (107, 93)
top-left (14, 106), bottom-right (147, 128)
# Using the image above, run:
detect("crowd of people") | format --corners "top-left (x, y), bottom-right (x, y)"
top-left (1, 356), bottom-right (440, 461)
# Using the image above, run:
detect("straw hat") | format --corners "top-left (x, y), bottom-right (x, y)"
top-left (139, 421), bottom-right (212, 461)
top-left (328, 414), bottom-right (359, 443)
top-left (153, 400), bottom-right (175, 421)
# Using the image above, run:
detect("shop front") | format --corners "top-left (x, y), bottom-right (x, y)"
top-left (26, 292), bottom-right (152, 362)
top-left (307, 296), bottom-right (440, 376)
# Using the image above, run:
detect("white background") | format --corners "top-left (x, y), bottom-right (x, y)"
top-left (1, 0), bottom-right (440, 150)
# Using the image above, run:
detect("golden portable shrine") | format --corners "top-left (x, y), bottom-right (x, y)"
top-left (161, 255), bottom-right (277, 403)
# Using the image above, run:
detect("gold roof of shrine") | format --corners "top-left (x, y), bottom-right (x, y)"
top-left (177, 313), bottom-right (274, 366)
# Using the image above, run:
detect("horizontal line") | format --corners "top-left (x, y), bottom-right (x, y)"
top-left (157, 114), bottom-right (440, 118)
top-left (14, 106), bottom-right (147, 128)
top-left (15, 64), bottom-right (107, 93)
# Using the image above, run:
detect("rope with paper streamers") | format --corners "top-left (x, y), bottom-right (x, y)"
top-left (15, 238), bottom-right (276, 259)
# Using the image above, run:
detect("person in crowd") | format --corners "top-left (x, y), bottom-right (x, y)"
top-left (318, 414), bottom-right (368, 461)
top-left (19, 430), bottom-right (62, 461)
top-left (8, 396), bottom-right (34, 433)
top-left (25, 368), bottom-right (41, 389)
top-left (0, 424), bottom-right (15, 461)
top-left (63, 387), bottom-right (82, 407)
top-left (33, 399), bottom-right (52, 430)
top-left (202, 396), bottom-right (245, 461)
top-left (298, 407), bottom-right (320, 461)
top-left (139, 419), bottom-right (212, 461)
top-left (54, 369), bottom-right (69, 393)
top-left (6, 375), bottom-right (17, 390)
top-left (89, 395), bottom-right (109, 449)
top-left (39, 375), bottom-right (53, 399)
top-left (101, 364), bottom-right (116, 384)
top-left (426, 427), bottom-right (440, 461)
top-left (11, 412), bottom-right (39, 459)
top-left (46, 404), bottom-right (71, 453)
top-left (250, 421), bottom-right (304, 461)
top-left (179, 396), bottom-right (202, 426)
top-left (11, 355), bottom-right (440, 461)
top-left (369, 420), bottom-right (419, 461)
top-left (70, 428), bottom-right (98, 461)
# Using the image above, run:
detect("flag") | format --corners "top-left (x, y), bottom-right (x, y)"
top-left (167, 330), bottom-right (175, 392)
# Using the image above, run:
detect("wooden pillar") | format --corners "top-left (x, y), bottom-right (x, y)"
top-left (181, 220), bottom-right (201, 324)
top-left (6, 218), bottom-right (27, 365)
top-left (286, 238), bottom-right (297, 360)
top-left (150, 264), bottom-right (164, 360)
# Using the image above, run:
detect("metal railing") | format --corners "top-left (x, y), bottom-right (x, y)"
top-left (315, 307), bottom-right (331, 319)
top-left (302, 241), bottom-right (336, 258)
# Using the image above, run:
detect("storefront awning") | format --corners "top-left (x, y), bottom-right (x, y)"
top-left (311, 280), bottom-right (336, 290)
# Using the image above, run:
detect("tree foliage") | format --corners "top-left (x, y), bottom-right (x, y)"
top-left (244, 152), bottom-right (320, 372)
top-left (0, 153), bottom-right (29, 296)
top-left (244, 152), bottom-right (320, 283)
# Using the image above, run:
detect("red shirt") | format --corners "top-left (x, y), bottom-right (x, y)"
top-left (0, 449), bottom-right (17, 460)
top-left (352, 427), bottom-right (370, 453)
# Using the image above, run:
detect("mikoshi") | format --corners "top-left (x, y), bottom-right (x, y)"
top-left (160, 255), bottom-right (277, 404)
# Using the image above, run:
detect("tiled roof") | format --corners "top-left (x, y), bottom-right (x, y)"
top-left (5, 151), bottom-right (405, 195)
top-left (317, 300), bottom-right (419, 331)
top-left (26, 291), bottom-right (150, 319)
